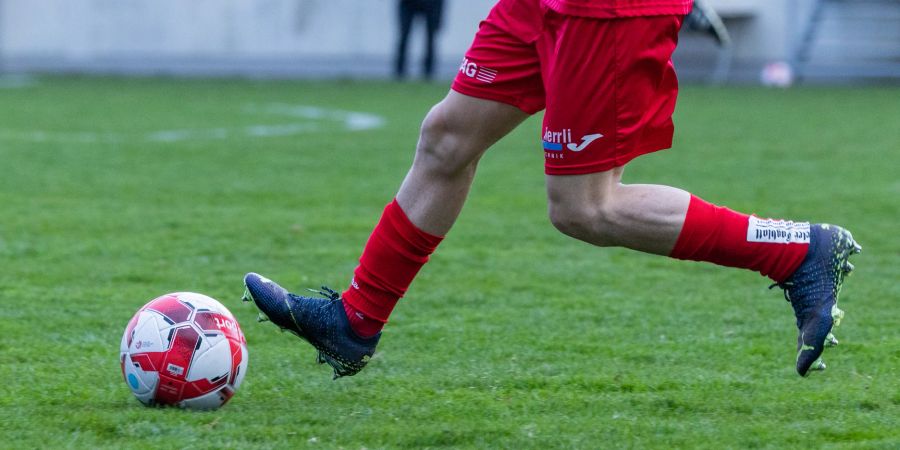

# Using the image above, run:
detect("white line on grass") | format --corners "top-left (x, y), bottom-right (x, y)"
top-left (0, 103), bottom-right (386, 144)
top-left (0, 129), bottom-right (122, 144)
top-left (245, 104), bottom-right (386, 131)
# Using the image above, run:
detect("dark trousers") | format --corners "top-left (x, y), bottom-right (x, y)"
top-left (395, 0), bottom-right (444, 79)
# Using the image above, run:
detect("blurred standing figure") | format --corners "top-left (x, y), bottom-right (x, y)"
top-left (395, 0), bottom-right (445, 80)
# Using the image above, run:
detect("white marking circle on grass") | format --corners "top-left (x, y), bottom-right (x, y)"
top-left (249, 103), bottom-right (386, 132)
top-left (0, 104), bottom-right (386, 144)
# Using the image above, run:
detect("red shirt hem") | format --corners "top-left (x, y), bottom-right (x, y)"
top-left (541, 0), bottom-right (693, 18)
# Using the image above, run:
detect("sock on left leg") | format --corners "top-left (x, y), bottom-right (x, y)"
top-left (670, 195), bottom-right (809, 282)
top-left (341, 199), bottom-right (444, 337)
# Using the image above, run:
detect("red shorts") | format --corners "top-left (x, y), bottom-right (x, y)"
top-left (451, 0), bottom-right (684, 175)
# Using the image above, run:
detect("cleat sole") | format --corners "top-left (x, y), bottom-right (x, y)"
top-left (257, 312), bottom-right (270, 323)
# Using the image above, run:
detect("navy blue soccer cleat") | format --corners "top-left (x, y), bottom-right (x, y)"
top-left (772, 224), bottom-right (861, 376)
top-left (242, 273), bottom-right (380, 379)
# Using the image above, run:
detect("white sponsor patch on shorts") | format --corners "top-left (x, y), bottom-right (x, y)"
top-left (747, 216), bottom-right (810, 244)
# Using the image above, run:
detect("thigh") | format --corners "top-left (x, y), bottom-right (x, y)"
top-left (545, 167), bottom-right (625, 209)
top-left (538, 14), bottom-right (684, 176)
top-left (450, 0), bottom-right (547, 115)
top-left (422, 89), bottom-right (529, 165)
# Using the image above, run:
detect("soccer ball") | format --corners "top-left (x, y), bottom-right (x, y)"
top-left (760, 61), bottom-right (794, 88)
top-left (120, 292), bottom-right (248, 410)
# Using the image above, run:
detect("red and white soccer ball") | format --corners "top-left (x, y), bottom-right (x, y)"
top-left (120, 292), bottom-right (248, 410)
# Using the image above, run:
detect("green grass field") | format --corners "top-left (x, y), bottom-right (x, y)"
top-left (1, 77), bottom-right (898, 449)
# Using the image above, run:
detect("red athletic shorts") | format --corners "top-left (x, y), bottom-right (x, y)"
top-left (451, 0), bottom-right (684, 175)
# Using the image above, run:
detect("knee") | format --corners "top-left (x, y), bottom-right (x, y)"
top-left (414, 106), bottom-right (480, 177)
top-left (548, 199), bottom-right (619, 247)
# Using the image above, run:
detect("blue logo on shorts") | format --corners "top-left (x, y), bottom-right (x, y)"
top-left (542, 141), bottom-right (563, 151)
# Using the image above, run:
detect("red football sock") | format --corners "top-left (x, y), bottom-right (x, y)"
top-left (342, 199), bottom-right (444, 337)
top-left (670, 195), bottom-right (809, 282)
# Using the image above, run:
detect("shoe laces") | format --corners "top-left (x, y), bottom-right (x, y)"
top-left (769, 282), bottom-right (794, 302)
top-left (304, 286), bottom-right (341, 301)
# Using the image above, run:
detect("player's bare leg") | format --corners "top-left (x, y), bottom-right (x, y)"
top-left (243, 91), bottom-right (528, 378)
top-left (396, 90), bottom-right (529, 235)
top-left (546, 169), bottom-right (861, 376)
top-left (546, 168), bottom-right (690, 255)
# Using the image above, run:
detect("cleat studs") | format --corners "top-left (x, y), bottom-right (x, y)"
top-left (832, 305), bottom-right (845, 326)
top-left (256, 312), bottom-right (269, 323)
top-left (316, 352), bottom-right (327, 364)
top-left (241, 288), bottom-right (252, 302)
top-left (842, 262), bottom-right (855, 273)
top-left (852, 243), bottom-right (862, 254)
top-left (825, 333), bottom-right (839, 347)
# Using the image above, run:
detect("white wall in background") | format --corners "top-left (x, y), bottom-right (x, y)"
top-left (0, 0), bottom-right (807, 76)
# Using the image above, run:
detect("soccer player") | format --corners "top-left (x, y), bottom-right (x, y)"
top-left (243, 0), bottom-right (861, 378)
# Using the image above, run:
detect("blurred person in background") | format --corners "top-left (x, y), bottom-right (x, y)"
top-left (395, 0), bottom-right (446, 80)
